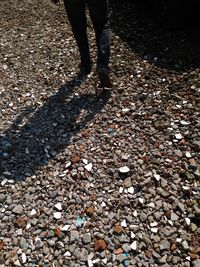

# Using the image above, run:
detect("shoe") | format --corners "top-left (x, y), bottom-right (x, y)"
top-left (79, 64), bottom-right (92, 75)
top-left (97, 67), bottom-right (113, 88)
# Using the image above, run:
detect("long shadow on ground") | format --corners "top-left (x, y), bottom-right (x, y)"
top-left (110, 0), bottom-right (200, 72)
top-left (0, 77), bottom-right (110, 182)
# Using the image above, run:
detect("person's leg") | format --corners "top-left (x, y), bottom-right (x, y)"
top-left (63, 0), bottom-right (91, 72)
top-left (87, 0), bottom-right (111, 70)
top-left (87, 0), bottom-right (112, 87)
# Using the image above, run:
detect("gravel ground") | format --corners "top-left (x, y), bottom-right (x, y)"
top-left (0, 0), bottom-right (200, 266)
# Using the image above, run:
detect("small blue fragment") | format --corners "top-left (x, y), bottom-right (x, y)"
top-left (75, 216), bottom-right (87, 227)
top-left (124, 259), bottom-right (129, 267)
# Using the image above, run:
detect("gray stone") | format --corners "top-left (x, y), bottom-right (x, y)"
top-left (43, 246), bottom-right (50, 255)
top-left (80, 248), bottom-right (88, 262)
top-left (0, 193), bottom-right (6, 203)
top-left (177, 202), bottom-right (185, 213)
top-left (171, 212), bottom-right (179, 221)
top-left (70, 230), bottom-right (79, 243)
top-left (160, 240), bottom-right (170, 250)
top-left (73, 248), bottom-right (81, 259)
top-left (108, 212), bottom-right (116, 220)
top-left (140, 212), bottom-right (147, 222)
top-left (82, 233), bottom-right (91, 244)
top-left (12, 204), bottom-right (23, 215)
top-left (116, 254), bottom-right (127, 263)
top-left (154, 211), bottom-right (163, 220)
top-left (122, 243), bottom-right (131, 252)
top-left (193, 259), bottom-right (200, 267)
top-left (182, 240), bottom-right (189, 250)
top-left (159, 255), bottom-right (167, 264)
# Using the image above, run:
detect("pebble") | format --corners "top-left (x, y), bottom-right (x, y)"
top-left (121, 219), bottom-right (127, 228)
top-left (82, 233), bottom-right (91, 244)
top-left (30, 209), bottom-right (37, 217)
top-left (191, 223), bottom-right (197, 232)
top-left (62, 225), bottom-right (70, 231)
top-left (130, 241), bottom-right (137, 250)
top-left (119, 166), bottom-right (130, 174)
top-left (21, 253), bottom-right (27, 264)
top-left (85, 163), bottom-right (93, 172)
top-left (53, 212), bottom-right (62, 219)
top-left (0, 194), bottom-right (6, 203)
top-left (160, 240), bottom-right (170, 250)
top-left (182, 240), bottom-right (189, 250)
top-left (55, 203), bottom-right (62, 211)
top-left (14, 260), bottom-right (21, 266)
top-left (70, 230), bottom-right (79, 243)
top-left (171, 212), bottom-right (179, 221)
top-left (193, 259), bottom-right (200, 267)
top-left (185, 218), bottom-right (191, 226)
top-left (154, 174), bottom-right (161, 181)
top-left (151, 227), bottom-right (158, 233)
top-left (175, 133), bottom-right (183, 140)
top-left (12, 205), bottom-right (23, 215)
top-left (64, 251), bottom-right (71, 257)
top-left (127, 187), bottom-right (134, 194)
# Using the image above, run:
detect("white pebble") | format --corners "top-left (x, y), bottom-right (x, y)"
top-left (101, 202), bottom-right (106, 207)
top-left (93, 259), bottom-right (100, 264)
top-left (87, 253), bottom-right (94, 260)
top-left (21, 253), bottom-right (27, 263)
top-left (182, 186), bottom-right (190, 190)
top-left (85, 163), bottom-right (93, 172)
top-left (55, 203), bottom-right (62, 211)
top-left (54, 212), bottom-right (62, 219)
top-left (87, 260), bottom-right (93, 267)
top-left (168, 220), bottom-right (173, 226)
top-left (121, 219), bottom-right (127, 227)
top-left (26, 223), bottom-right (31, 230)
top-left (139, 198), bottom-right (144, 204)
top-left (133, 210), bottom-right (137, 217)
top-left (119, 166), bottom-right (130, 174)
top-left (185, 151), bottom-right (191, 158)
top-left (150, 222), bottom-right (158, 227)
top-left (16, 229), bottom-right (23, 235)
top-left (65, 161), bottom-right (71, 168)
top-left (131, 232), bottom-right (136, 239)
top-left (1, 179), bottom-right (7, 186)
top-left (64, 251), bottom-right (71, 257)
top-left (175, 133), bottom-right (183, 140)
top-left (180, 120), bottom-right (190, 125)
top-left (122, 108), bottom-right (130, 114)
top-left (119, 187), bottom-right (123, 193)
top-left (185, 217), bottom-right (191, 226)
top-left (128, 187), bottom-right (134, 194)
top-left (130, 241), bottom-right (137, 250)
top-left (151, 227), bottom-right (158, 233)
top-left (82, 158), bottom-right (88, 164)
top-left (154, 174), bottom-right (161, 181)
top-left (102, 258), bottom-right (108, 264)
top-left (148, 202), bottom-right (155, 208)
top-left (62, 225), bottom-right (70, 231)
top-left (30, 209), bottom-right (37, 217)
top-left (14, 260), bottom-right (21, 267)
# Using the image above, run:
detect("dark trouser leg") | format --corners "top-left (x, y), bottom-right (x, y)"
top-left (87, 0), bottom-right (111, 69)
top-left (63, 0), bottom-right (91, 68)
